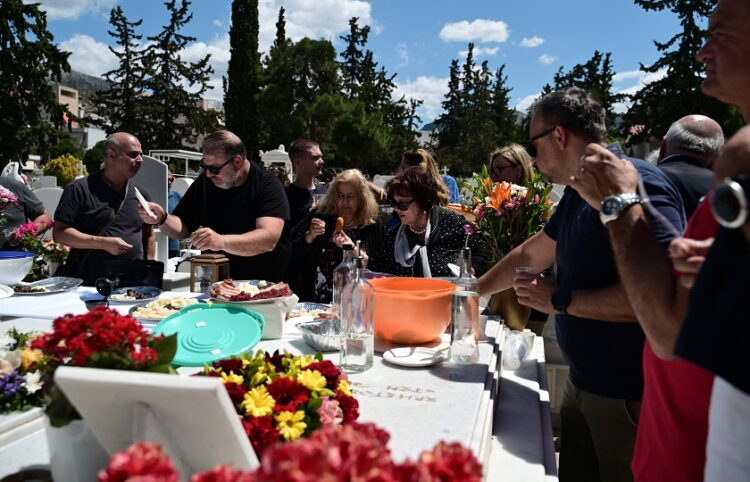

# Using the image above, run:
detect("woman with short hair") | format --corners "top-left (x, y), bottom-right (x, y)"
top-left (369, 167), bottom-right (488, 278)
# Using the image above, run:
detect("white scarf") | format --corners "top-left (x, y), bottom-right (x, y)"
top-left (394, 219), bottom-right (432, 278)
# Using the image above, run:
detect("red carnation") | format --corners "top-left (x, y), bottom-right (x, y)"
top-left (418, 441), bottom-right (482, 482)
top-left (241, 415), bottom-right (280, 456)
top-left (191, 465), bottom-right (256, 482)
top-left (223, 382), bottom-right (248, 406)
top-left (266, 376), bottom-right (309, 412)
top-left (98, 442), bottom-right (179, 482)
top-left (306, 360), bottom-right (340, 389)
top-left (336, 391), bottom-right (360, 423)
top-left (213, 357), bottom-right (243, 374)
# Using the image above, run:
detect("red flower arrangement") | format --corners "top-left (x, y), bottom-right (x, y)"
top-left (98, 442), bottom-right (179, 482)
top-left (202, 351), bottom-right (359, 456)
top-left (32, 307), bottom-right (177, 426)
top-left (102, 423), bottom-right (483, 482)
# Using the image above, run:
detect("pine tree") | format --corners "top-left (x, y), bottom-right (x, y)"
top-left (90, 6), bottom-right (146, 137)
top-left (491, 65), bottom-right (521, 147)
top-left (624, 0), bottom-right (742, 144)
top-left (339, 18), bottom-right (370, 99)
top-left (225, 0), bottom-right (261, 159)
top-left (141, 0), bottom-right (218, 151)
top-left (0, 0), bottom-right (72, 164)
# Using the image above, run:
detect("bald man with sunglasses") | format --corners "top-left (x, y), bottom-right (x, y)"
top-left (53, 132), bottom-right (156, 285)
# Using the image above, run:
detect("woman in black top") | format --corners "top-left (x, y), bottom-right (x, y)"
top-left (369, 167), bottom-right (488, 278)
top-left (291, 169), bottom-right (383, 302)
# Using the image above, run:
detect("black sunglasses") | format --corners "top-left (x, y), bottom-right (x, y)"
top-left (525, 125), bottom-right (559, 158)
top-left (199, 155), bottom-right (235, 175)
top-left (390, 197), bottom-right (415, 211)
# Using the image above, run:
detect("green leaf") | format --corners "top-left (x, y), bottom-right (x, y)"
top-left (153, 333), bottom-right (178, 366)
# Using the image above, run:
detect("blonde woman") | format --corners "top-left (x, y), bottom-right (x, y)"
top-left (290, 169), bottom-right (383, 302)
top-left (488, 144), bottom-right (535, 185)
top-left (399, 149), bottom-right (459, 204)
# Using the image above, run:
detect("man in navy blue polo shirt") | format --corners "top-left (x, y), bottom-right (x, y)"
top-left (478, 87), bottom-right (685, 482)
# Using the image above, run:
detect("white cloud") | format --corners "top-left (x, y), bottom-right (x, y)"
top-left (59, 34), bottom-right (118, 77)
top-left (394, 76), bottom-right (449, 122)
top-left (538, 54), bottom-right (557, 65)
top-left (213, 19), bottom-right (224, 28)
top-left (515, 93), bottom-right (540, 113)
top-left (612, 68), bottom-right (668, 112)
top-left (520, 36), bottom-right (544, 48)
top-left (396, 43), bottom-right (409, 66)
top-left (459, 46), bottom-right (499, 58)
top-left (258, 0), bottom-right (373, 52)
top-left (180, 34), bottom-right (231, 100)
top-left (439, 19), bottom-right (510, 43)
top-left (31, 0), bottom-right (116, 20)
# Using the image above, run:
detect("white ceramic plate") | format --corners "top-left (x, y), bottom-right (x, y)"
top-left (0, 284), bottom-right (12, 299)
top-left (383, 346), bottom-right (446, 368)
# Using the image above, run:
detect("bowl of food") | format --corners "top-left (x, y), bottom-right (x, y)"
top-left (0, 251), bottom-right (35, 286)
top-left (370, 277), bottom-right (455, 345)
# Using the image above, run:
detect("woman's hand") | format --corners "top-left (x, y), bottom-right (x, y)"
top-left (305, 218), bottom-right (326, 244)
top-left (332, 230), bottom-right (354, 248)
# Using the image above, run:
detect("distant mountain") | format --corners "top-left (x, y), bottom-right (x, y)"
top-left (421, 121), bottom-right (438, 131)
top-left (59, 69), bottom-right (110, 97)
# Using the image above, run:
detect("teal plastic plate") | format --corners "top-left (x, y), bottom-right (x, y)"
top-left (152, 303), bottom-right (265, 366)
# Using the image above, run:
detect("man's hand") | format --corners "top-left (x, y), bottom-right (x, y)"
top-left (104, 237), bottom-right (133, 256)
top-left (190, 227), bottom-right (225, 251)
top-left (513, 272), bottom-right (558, 314)
top-left (305, 218), bottom-right (325, 244)
top-left (137, 202), bottom-right (166, 225)
top-left (571, 143), bottom-right (640, 210)
top-left (668, 237), bottom-right (714, 289)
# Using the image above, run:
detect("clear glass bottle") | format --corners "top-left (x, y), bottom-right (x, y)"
top-left (449, 247), bottom-right (480, 364)
top-left (340, 256), bottom-right (374, 372)
top-left (331, 243), bottom-right (355, 327)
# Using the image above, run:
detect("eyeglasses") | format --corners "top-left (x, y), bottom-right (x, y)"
top-left (390, 197), bottom-right (415, 211)
top-left (490, 160), bottom-right (518, 178)
top-left (525, 125), bottom-right (559, 158)
top-left (122, 150), bottom-right (142, 159)
top-left (199, 155), bottom-right (235, 175)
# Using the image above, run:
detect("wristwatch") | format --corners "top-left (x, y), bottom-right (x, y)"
top-left (711, 176), bottom-right (749, 229)
top-left (599, 193), bottom-right (641, 225)
top-left (551, 288), bottom-right (572, 315)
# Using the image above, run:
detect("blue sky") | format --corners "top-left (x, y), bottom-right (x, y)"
top-left (35, 0), bottom-right (692, 126)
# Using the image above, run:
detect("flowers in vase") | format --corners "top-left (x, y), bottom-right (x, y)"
top-left (201, 350), bottom-right (359, 456)
top-left (0, 328), bottom-right (50, 413)
top-left (8, 220), bottom-right (67, 280)
top-left (463, 167), bottom-right (555, 264)
top-left (31, 307), bottom-right (177, 426)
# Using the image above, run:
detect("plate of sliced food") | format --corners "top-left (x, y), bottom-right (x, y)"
top-left (288, 302), bottom-right (333, 320)
top-left (209, 278), bottom-right (293, 304)
top-left (129, 295), bottom-right (203, 322)
top-left (13, 277), bottom-right (84, 295)
top-left (109, 286), bottom-right (161, 303)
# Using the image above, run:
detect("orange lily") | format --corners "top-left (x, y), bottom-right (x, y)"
top-left (489, 182), bottom-right (512, 211)
top-left (482, 177), bottom-right (493, 196)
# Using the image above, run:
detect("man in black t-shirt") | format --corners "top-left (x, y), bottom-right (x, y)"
top-left (139, 130), bottom-right (291, 281)
top-left (286, 138), bottom-right (324, 229)
top-left (53, 132), bottom-right (155, 285)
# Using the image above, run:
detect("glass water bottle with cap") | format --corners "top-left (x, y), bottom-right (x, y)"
top-left (331, 243), bottom-right (355, 328)
top-left (340, 256), bottom-right (374, 372)
top-left (449, 247), bottom-right (480, 363)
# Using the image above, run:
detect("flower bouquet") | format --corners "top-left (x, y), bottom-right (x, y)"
top-left (202, 350), bottom-right (359, 456)
top-left (31, 307), bottom-right (177, 427)
top-left (0, 328), bottom-right (51, 413)
top-left (8, 220), bottom-right (67, 281)
top-left (98, 422), bottom-right (482, 482)
top-left (463, 167), bottom-right (555, 264)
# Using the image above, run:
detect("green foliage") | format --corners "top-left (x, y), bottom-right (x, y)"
top-left (623, 0), bottom-right (743, 144)
top-left (225, 0), bottom-right (261, 160)
top-left (49, 136), bottom-right (84, 160)
top-left (435, 44), bottom-right (523, 176)
top-left (83, 140), bottom-right (106, 173)
top-left (44, 154), bottom-right (86, 188)
top-left (0, 0), bottom-right (73, 165)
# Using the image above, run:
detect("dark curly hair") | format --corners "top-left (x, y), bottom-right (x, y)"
top-left (386, 166), bottom-right (439, 212)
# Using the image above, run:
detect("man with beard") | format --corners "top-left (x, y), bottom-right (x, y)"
top-left (54, 132), bottom-right (156, 285)
top-left (140, 130), bottom-right (291, 282)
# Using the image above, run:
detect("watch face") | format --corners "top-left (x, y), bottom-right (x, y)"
top-left (601, 196), bottom-right (621, 216)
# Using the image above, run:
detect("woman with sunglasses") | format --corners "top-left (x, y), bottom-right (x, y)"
top-left (290, 169), bottom-right (384, 302)
top-left (368, 167), bottom-right (488, 278)
top-left (488, 144), bottom-right (535, 185)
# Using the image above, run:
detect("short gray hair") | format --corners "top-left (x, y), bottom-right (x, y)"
top-left (664, 120), bottom-right (724, 160)
top-left (530, 87), bottom-right (607, 143)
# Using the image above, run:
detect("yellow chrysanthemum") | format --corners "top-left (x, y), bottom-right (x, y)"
top-left (297, 369), bottom-right (327, 392)
top-left (221, 370), bottom-right (244, 385)
top-left (337, 379), bottom-right (352, 397)
top-left (275, 410), bottom-right (307, 441)
top-left (20, 349), bottom-right (42, 370)
top-left (240, 386), bottom-right (275, 417)
top-left (288, 354), bottom-right (314, 372)
top-left (251, 367), bottom-right (269, 386)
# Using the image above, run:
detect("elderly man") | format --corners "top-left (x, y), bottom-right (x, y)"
top-left (53, 132), bottom-right (155, 285)
top-left (478, 87), bottom-right (685, 482)
top-left (657, 114), bottom-right (723, 217)
top-left (141, 130), bottom-right (290, 282)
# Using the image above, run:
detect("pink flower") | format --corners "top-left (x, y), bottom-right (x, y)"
top-left (98, 442), bottom-right (179, 482)
top-left (317, 398), bottom-right (343, 428)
